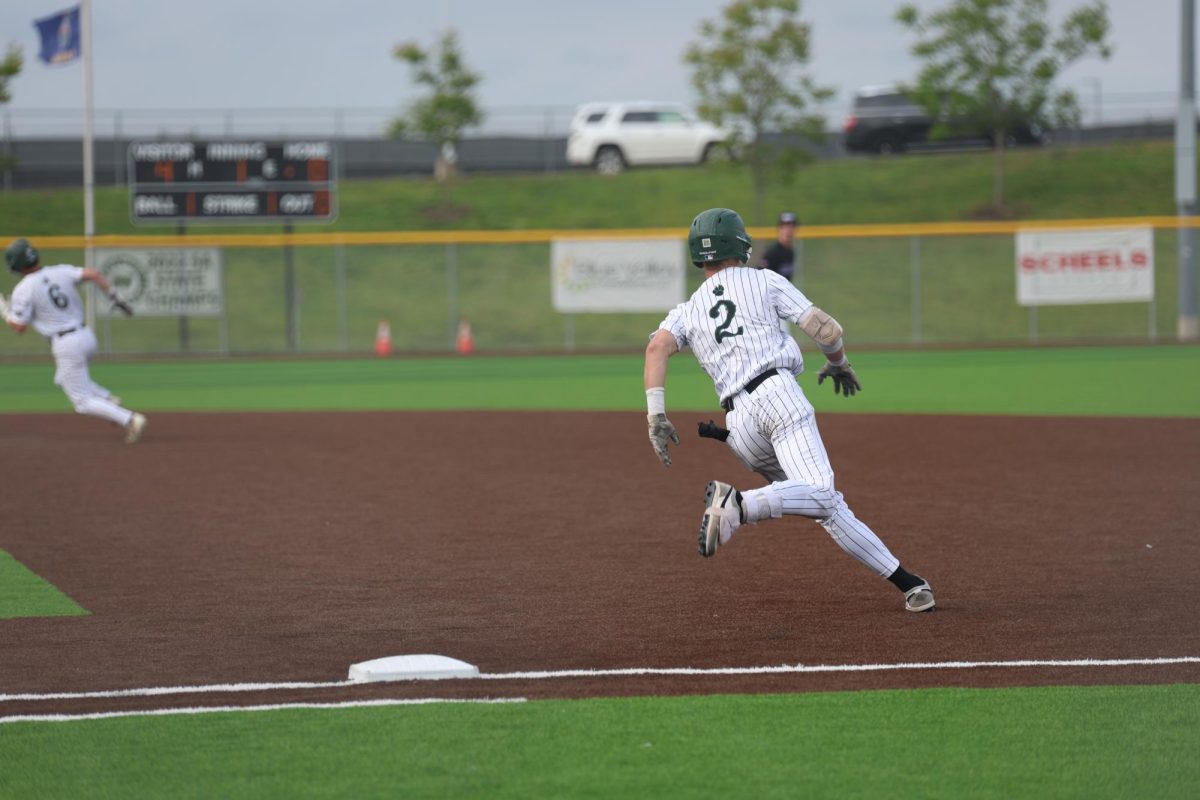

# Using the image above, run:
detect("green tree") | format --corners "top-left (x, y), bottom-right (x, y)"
top-left (684, 0), bottom-right (832, 225)
top-left (0, 44), bottom-right (22, 177)
top-left (389, 30), bottom-right (483, 182)
top-left (896, 0), bottom-right (1112, 214)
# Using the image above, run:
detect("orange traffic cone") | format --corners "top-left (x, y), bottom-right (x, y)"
top-left (374, 320), bottom-right (392, 357)
top-left (456, 320), bottom-right (474, 355)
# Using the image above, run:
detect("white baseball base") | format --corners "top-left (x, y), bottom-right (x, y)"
top-left (347, 654), bottom-right (480, 682)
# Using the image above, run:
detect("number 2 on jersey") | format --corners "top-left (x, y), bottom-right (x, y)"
top-left (709, 299), bottom-right (743, 343)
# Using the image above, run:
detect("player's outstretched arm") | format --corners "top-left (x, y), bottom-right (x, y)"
top-left (644, 330), bottom-right (681, 467)
top-left (798, 306), bottom-right (861, 397)
top-left (80, 268), bottom-right (112, 293)
top-left (81, 268), bottom-right (134, 316)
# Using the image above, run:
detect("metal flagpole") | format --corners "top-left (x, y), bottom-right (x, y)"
top-left (1178, 0), bottom-right (1198, 340)
top-left (81, 0), bottom-right (97, 329)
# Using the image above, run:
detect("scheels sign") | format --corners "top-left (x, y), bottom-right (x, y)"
top-left (1015, 227), bottom-right (1154, 306)
top-left (1019, 248), bottom-right (1150, 273)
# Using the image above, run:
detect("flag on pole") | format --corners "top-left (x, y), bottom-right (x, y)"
top-left (34, 6), bottom-right (82, 65)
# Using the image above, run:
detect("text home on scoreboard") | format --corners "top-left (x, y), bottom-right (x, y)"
top-left (128, 141), bottom-right (338, 224)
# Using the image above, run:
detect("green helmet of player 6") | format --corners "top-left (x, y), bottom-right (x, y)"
top-left (688, 208), bottom-right (753, 267)
top-left (5, 238), bottom-right (39, 273)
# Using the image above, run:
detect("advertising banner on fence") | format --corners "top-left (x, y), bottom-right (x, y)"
top-left (1016, 227), bottom-right (1154, 306)
top-left (96, 248), bottom-right (224, 317)
top-left (551, 239), bottom-right (685, 313)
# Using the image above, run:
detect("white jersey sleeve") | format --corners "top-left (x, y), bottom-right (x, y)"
top-left (7, 282), bottom-right (33, 325)
top-left (769, 270), bottom-right (816, 324)
top-left (655, 266), bottom-right (815, 404)
top-left (10, 265), bottom-right (86, 337)
top-left (657, 303), bottom-right (691, 351)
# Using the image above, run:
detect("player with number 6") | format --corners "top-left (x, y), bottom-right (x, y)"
top-left (2, 238), bottom-right (146, 443)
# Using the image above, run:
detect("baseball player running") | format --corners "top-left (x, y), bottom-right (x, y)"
top-left (643, 208), bottom-right (934, 612)
top-left (2, 238), bottom-right (147, 443)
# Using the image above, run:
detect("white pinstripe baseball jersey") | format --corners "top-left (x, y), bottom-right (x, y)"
top-left (656, 266), bottom-right (814, 405)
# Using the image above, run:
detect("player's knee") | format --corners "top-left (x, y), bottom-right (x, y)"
top-left (810, 487), bottom-right (843, 518)
top-left (63, 388), bottom-right (93, 413)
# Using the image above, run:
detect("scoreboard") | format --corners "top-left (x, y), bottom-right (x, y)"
top-left (129, 141), bottom-right (337, 224)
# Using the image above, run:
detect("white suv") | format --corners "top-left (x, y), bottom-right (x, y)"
top-left (566, 102), bottom-right (731, 174)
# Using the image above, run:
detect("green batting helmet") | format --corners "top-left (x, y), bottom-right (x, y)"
top-left (688, 208), bottom-right (752, 267)
top-left (6, 238), bottom-right (39, 273)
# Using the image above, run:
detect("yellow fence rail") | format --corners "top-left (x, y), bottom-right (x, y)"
top-left (7, 215), bottom-right (1200, 249)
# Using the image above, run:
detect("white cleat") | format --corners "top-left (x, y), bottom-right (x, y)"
top-left (905, 581), bottom-right (936, 612)
top-left (698, 480), bottom-right (741, 558)
top-left (125, 413), bottom-right (146, 444)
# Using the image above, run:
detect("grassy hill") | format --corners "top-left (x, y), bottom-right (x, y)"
top-left (0, 139), bottom-right (1187, 236)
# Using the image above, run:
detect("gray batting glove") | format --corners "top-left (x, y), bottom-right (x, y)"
top-left (817, 360), bottom-right (862, 397)
top-left (647, 413), bottom-right (680, 467)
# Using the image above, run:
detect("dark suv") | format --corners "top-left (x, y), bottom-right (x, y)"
top-left (842, 86), bottom-right (1044, 154)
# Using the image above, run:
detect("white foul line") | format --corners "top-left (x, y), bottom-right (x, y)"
top-left (477, 656), bottom-right (1200, 681)
top-left (0, 680), bottom-right (357, 703)
top-left (1, 656), bottom-right (1197, 704)
top-left (0, 697), bottom-right (526, 725)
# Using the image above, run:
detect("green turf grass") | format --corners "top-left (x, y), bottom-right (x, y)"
top-left (0, 550), bottom-right (87, 619)
top-left (1, 685), bottom-right (1196, 798)
top-left (2, 345), bottom-right (1197, 417)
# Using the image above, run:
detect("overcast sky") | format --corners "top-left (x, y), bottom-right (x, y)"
top-left (0, 0), bottom-right (1187, 136)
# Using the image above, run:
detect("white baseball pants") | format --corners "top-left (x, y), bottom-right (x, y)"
top-left (51, 328), bottom-right (134, 427)
top-left (724, 373), bottom-right (900, 576)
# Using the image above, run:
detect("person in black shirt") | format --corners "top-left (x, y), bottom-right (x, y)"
top-left (760, 211), bottom-right (798, 282)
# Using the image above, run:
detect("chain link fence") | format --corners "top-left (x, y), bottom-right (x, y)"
top-left (0, 222), bottom-right (1184, 360)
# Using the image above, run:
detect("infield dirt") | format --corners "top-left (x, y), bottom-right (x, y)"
top-left (2, 411), bottom-right (1197, 717)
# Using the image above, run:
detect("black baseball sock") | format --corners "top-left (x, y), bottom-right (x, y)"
top-left (886, 565), bottom-right (924, 593)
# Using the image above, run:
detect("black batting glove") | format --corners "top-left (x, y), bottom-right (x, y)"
top-left (108, 289), bottom-right (134, 317)
top-left (817, 360), bottom-right (861, 397)
top-left (697, 420), bottom-right (730, 442)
